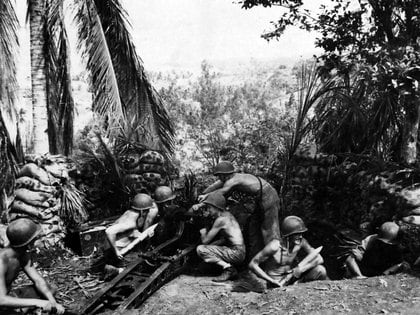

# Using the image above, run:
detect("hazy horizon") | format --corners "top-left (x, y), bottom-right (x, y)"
top-left (15, 0), bottom-right (322, 85)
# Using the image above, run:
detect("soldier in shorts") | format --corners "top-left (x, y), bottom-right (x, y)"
top-left (196, 192), bottom-right (246, 282)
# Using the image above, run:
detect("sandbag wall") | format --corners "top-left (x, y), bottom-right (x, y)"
top-left (120, 150), bottom-right (168, 194)
top-left (9, 159), bottom-right (68, 249)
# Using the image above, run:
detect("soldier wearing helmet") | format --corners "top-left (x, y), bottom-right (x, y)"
top-left (152, 186), bottom-right (187, 244)
top-left (249, 216), bottom-right (327, 287)
top-left (0, 218), bottom-right (65, 314)
top-left (196, 192), bottom-right (246, 282)
top-left (105, 193), bottom-right (158, 261)
top-left (344, 221), bottom-right (409, 278)
top-left (197, 161), bottom-right (281, 259)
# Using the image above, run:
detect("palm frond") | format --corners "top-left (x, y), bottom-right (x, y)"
top-left (0, 0), bottom-right (22, 155)
top-left (92, 0), bottom-right (175, 155)
top-left (73, 0), bottom-right (124, 139)
top-left (45, 0), bottom-right (74, 155)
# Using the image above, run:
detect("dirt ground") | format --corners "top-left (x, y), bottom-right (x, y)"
top-left (12, 246), bottom-right (418, 315)
top-left (17, 249), bottom-right (419, 315)
top-left (137, 273), bottom-right (420, 315)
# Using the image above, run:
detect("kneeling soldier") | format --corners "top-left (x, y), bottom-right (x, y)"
top-left (249, 216), bottom-right (328, 287)
top-left (196, 192), bottom-right (246, 282)
top-left (0, 218), bottom-right (65, 314)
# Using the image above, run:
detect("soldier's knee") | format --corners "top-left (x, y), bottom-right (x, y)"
top-left (314, 265), bottom-right (328, 280)
top-left (196, 245), bottom-right (205, 257)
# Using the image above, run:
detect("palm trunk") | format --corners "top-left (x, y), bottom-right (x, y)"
top-left (29, 0), bottom-right (49, 154)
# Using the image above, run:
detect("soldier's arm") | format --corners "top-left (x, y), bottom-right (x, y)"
top-left (200, 218), bottom-right (224, 244)
top-left (249, 240), bottom-right (282, 287)
top-left (142, 203), bottom-right (159, 231)
top-left (0, 257), bottom-right (59, 312)
top-left (293, 239), bottom-right (323, 277)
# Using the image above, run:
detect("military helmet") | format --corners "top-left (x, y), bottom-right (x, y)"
top-left (6, 218), bottom-right (42, 248)
top-left (377, 221), bottom-right (399, 245)
top-left (131, 193), bottom-right (154, 211)
top-left (281, 216), bottom-right (308, 237)
top-left (213, 161), bottom-right (235, 175)
top-left (154, 186), bottom-right (176, 204)
top-left (203, 192), bottom-right (226, 211)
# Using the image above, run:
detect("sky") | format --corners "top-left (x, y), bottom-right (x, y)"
top-left (15, 0), bottom-right (323, 82)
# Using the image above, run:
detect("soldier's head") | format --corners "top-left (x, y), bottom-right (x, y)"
top-left (203, 192), bottom-right (226, 218)
top-left (281, 216), bottom-right (308, 246)
top-left (131, 193), bottom-right (154, 216)
top-left (6, 218), bottom-right (42, 251)
top-left (154, 186), bottom-right (176, 212)
top-left (377, 221), bottom-right (399, 245)
top-left (213, 161), bottom-right (235, 182)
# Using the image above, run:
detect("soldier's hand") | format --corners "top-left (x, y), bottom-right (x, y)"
top-left (198, 194), bottom-right (207, 202)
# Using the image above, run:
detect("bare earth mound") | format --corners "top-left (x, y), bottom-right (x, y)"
top-left (134, 273), bottom-right (420, 315)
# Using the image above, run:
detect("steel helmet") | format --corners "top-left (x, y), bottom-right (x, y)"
top-left (154, 186), bottom-right (176, 204)
top-left (377, 222), bottom-right (399, 245)
top-left (131, 193), bottom-right (154, 211)
top-left (6, 218), bottom-right (42, 248)
top-left (213, 161), bottom-right (235, 175)
top-left (281, 216), bottom-right (308, 237)
top-left (203, 192), bottom-right (226, 211)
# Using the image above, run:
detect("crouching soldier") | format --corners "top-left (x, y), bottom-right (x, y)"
top-left (104, 193), bottom-right (158, 271)
top-left (249, 216), bottom-right (328, 287)
top-left (196, 192), bottom-right (246, 282)
top-left (152, 186), bottom-right (187, 244)
top-left (344, 222), bottom-right (409, 279)
top-left (0, 218), bottom-right (65, 314)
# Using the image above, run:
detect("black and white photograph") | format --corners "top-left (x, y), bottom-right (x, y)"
top-left (0, 0), bottom-right (420, 314)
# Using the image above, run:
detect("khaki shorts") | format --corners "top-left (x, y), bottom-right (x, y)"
top-left (197, 244), bottom-right (246, 265)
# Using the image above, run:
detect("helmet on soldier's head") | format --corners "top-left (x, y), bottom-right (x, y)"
top-left (203, 192), bottom-right (226, 211)
top-left (281, 216), bottom-right (308, 237)
top-left (6, 218), bottom-right (42, 248)
top-left (377, 221), bottom-right (399, 245)
top-left (213, 161), bottom-right (235, 175)
top-left (154, 186), bottom-right (176, 204)
top-left (131, 193), bottom-right (154, 211)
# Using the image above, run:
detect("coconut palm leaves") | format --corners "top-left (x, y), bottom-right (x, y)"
top-left (75, 0), bottom-right (174, 155)
top-left (74, 0), bottom-right (123, 140)
top-left (45, 0), bottom-right (74, 155)
top-left (0, 0), bottom-right (21, 152)
top-left (0, 0), bottom-right (21, 211)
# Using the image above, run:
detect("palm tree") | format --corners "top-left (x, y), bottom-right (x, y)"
top-left (0, 0), bottom-right (22, 215)
top-left (74, 0), bottom-right (174, 155)
top-left (28, 0), bottom-right (74, 155)
top-left (25, 0), bottom-right (174, 156)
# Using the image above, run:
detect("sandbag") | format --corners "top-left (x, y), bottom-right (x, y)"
top-left (409, 207), bottom-right (420, 215)
top-left (11, 200), bottom-right (43, 218)
top-left (130, 163), bottom-right (165, 175)
top-left (43, 162), bottom-right (68, 179)
top-left (139, 150), bottom-right (165, 165)
top-left (141, 172), bottom-right (162, 183)
top-left (18, 163), bottom-right (59, 185)
top-left (15, 176), bottom-right (57, 194)
top-left (400, 187), bottom-right (420, 207)
top-left (402, 215), bottom-right (420, 225)
top-left (15, 188), bottom-right (53, 208)
top-left (120, 154), bottom-right (143, 170)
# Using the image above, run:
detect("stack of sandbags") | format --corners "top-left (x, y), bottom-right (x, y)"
top-left (121, 150), bottom-right (167, 194)
top-left (399, 187), bottom-right (420, 225)
top-left (10, 160), bottom-right (67, 249)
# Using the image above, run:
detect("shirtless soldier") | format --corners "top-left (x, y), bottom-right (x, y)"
top-left (0, 218), bottom-right (65, 314)
top-left (105, 193), bottom-right (158, 260)
top-left (198, 161), bottom-right (280, 258)
top-left (249, 216), bottom-right (327, 287)
top-left (196, 192), bottom-right (246, 282)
